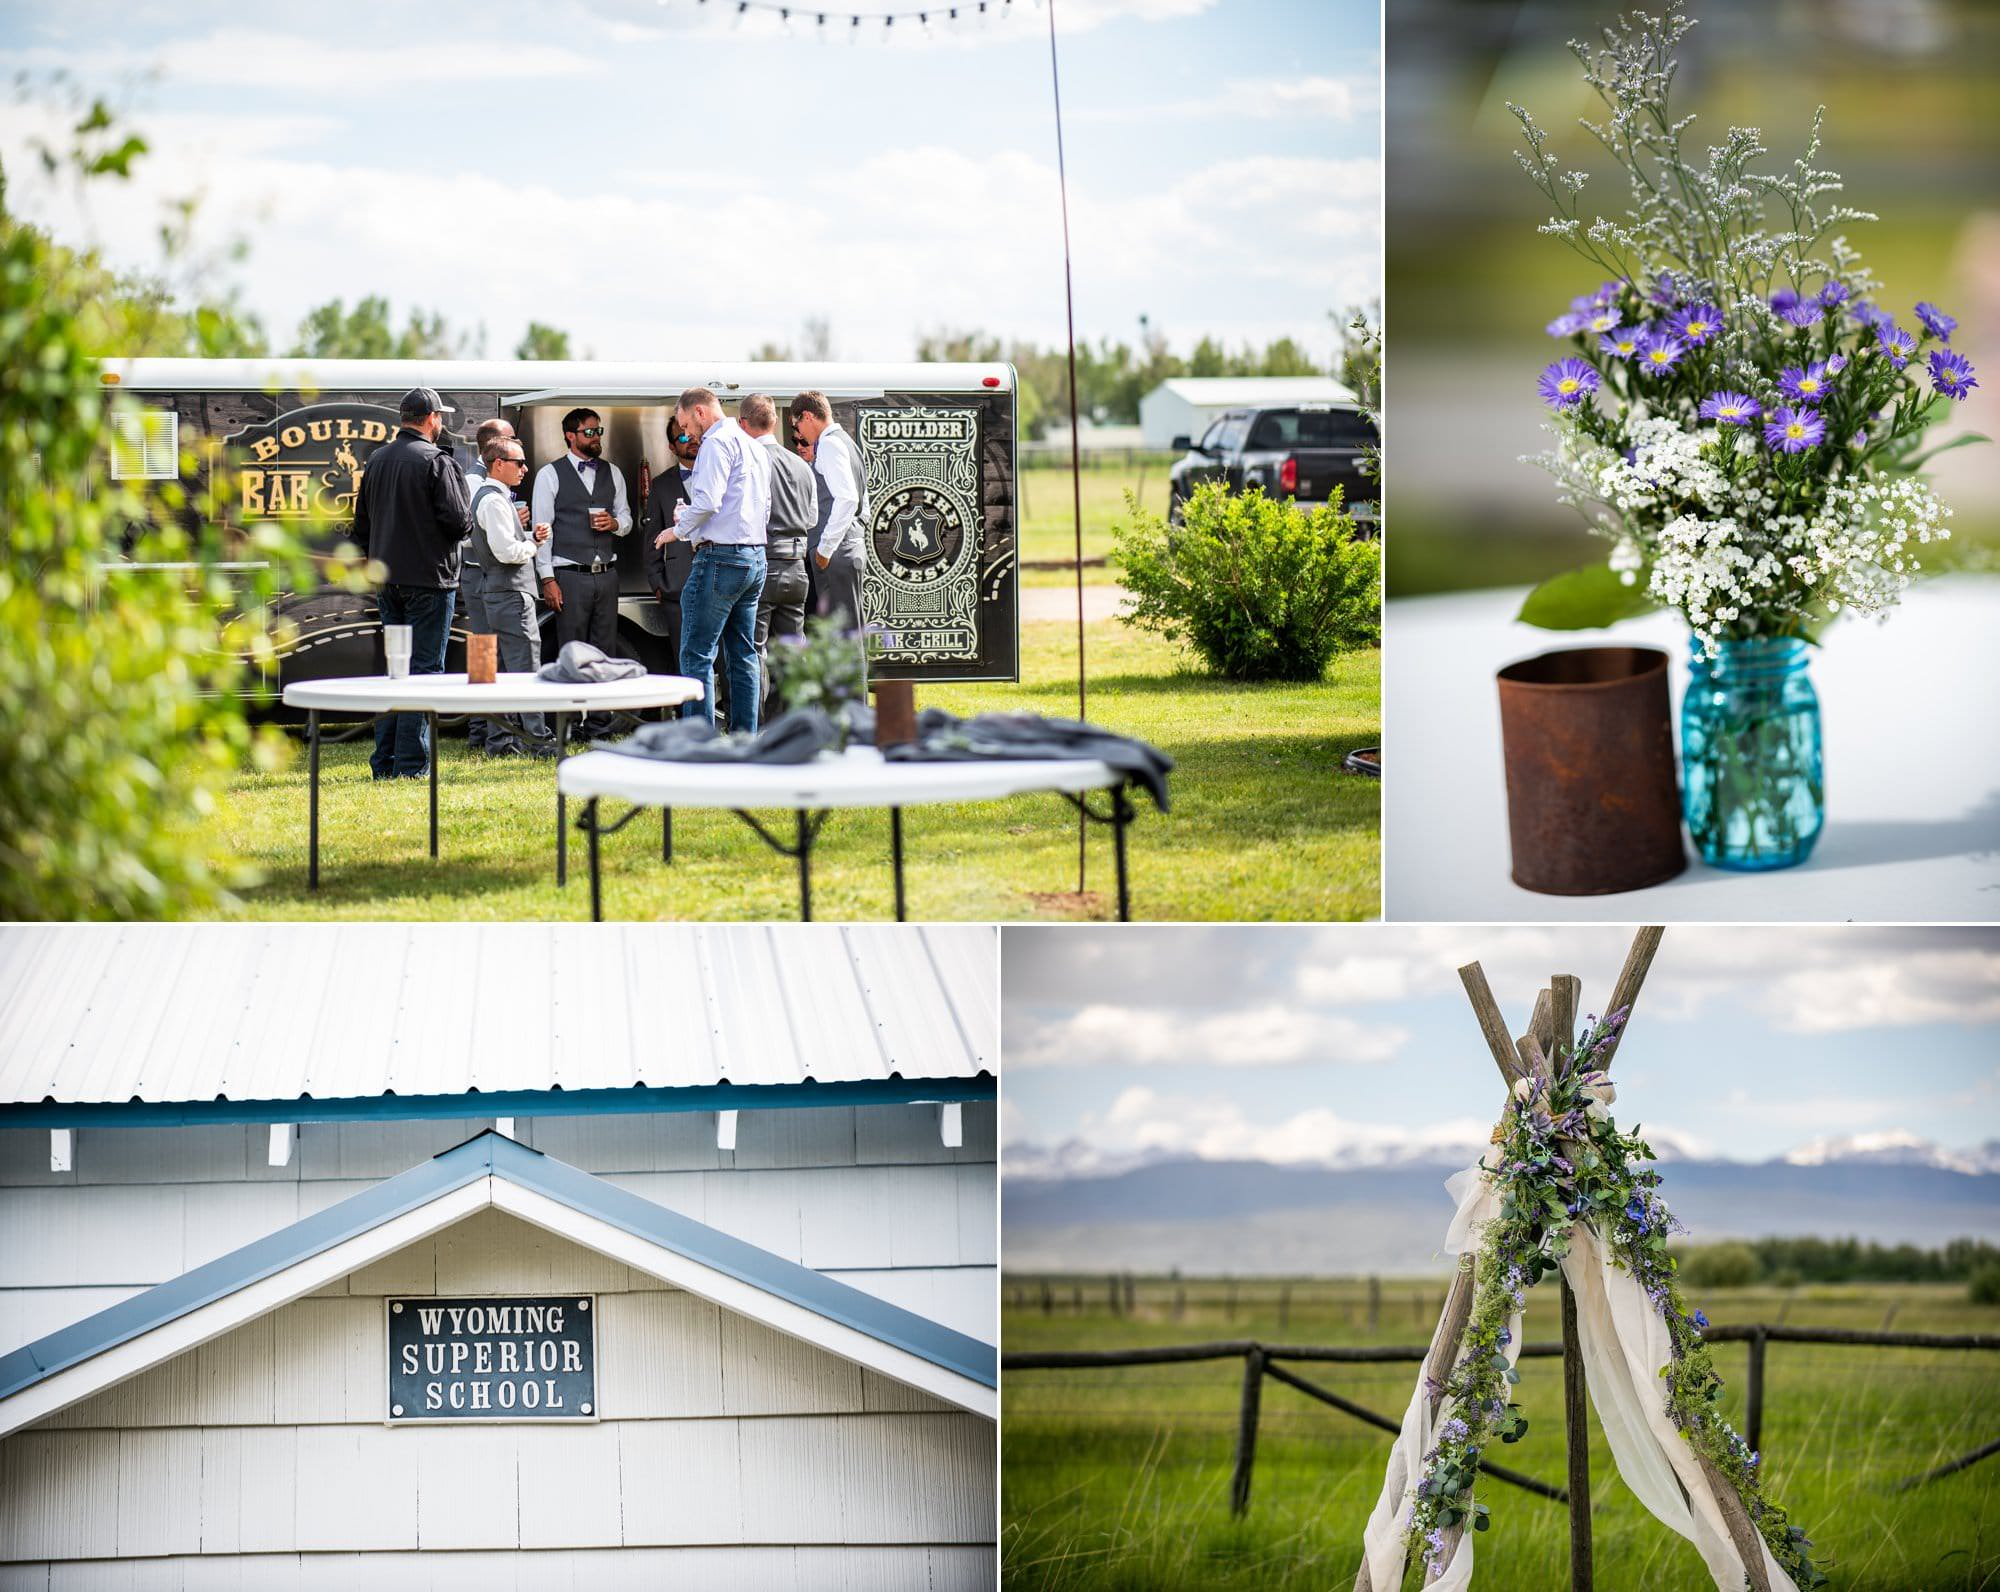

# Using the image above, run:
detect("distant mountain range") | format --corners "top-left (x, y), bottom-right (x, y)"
top-left (1002, 1135), bottom-right (2000, 1276)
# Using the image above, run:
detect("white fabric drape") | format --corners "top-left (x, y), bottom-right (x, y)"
top-left (1558, 1227), bottom-right (1799, 1591)
top-left (1359, 1162), bottom-right (1798, 1592)
top-left (1359, 1164), bottom-right (1522, 1591)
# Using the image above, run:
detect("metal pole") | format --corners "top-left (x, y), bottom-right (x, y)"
top-left (1046, 0), bottom-right (1088, 894)
top-left (891, 806), bottom-right (907, 922)
top-left (662, 807), bottom-right (673, 864)
top-left (797, 810), bottom-right (813, 922)
top-left (1230, 1345), bottom-right (1266, 1517)
top-left (1112, 787), bottom-right (1132, 921)
top-left (426, 712), bottom-right (439, 859)
top-left (555, 712), bottom-right (571, 886)
top-left (1560, 1277), bottom-right (1594, 1592)
top-left (307, 710), bottom-right (321, 890)
top-left (587, 799), bottom-right (603, 923)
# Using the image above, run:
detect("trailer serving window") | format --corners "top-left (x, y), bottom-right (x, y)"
top-left (109, 408), bottom-right (179, 480)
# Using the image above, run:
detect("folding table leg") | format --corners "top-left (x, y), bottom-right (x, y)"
top-left (588, 798), bottom-right (604, 922)
top-left (663, 807), bottom-right (673, 864)
top-left (797, 810), bottom-right (813, 922)
top-left (427, 711), bottom-right (439, 859)
top-left (555, 712), bottom-right (572, 887)
top-left (1113, 785), bottom-right (1134, 923)
top-left (890, 806), bottom-right (907, 922)
top-left (307, 710), bottom-right (321, 890)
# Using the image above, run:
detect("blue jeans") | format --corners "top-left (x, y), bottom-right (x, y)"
top-left (370, 584), bottom-right (456, 779)
top-left (679, 545), bottom-right (766, 736)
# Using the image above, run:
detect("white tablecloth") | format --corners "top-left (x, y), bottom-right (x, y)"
top-left (556, 744), bottom-right (1122, 810)
top-left (1385, 576), bottom-right (2000, 921)
top-left (281, 672), bottom-right (703, 715)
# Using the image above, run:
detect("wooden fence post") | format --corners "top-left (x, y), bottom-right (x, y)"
top-left (1230, 1345), bottom-right (1267, 1517)
top-left (1560, 1277), bottom-right (1594, 1592)
top-left (1109, 1274), bottom-right (1121, 1316)
top-left (1745, 1327), bottom-right (1767, 1455)
top-left (1367, 1275), bottom-right (1381, 1334)
top-left (1279, 1282), bottom-right (1293, 1335)
top-left (1040, 1281), bottom-right (1052, 1316)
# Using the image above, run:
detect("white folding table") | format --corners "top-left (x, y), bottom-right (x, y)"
top-left (555, 744), bottom-right (1143, 921)
top-left (281, 673), bottom-right (703, 890)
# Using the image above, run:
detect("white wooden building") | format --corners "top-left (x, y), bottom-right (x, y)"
top-left (1138, 375), bottom-right (1360, 449)
top-left (0, 925), bottom-right (998, 1590)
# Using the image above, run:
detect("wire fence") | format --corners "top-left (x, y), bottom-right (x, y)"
top-left (1003, 1323), bottom-right (2000, 1535)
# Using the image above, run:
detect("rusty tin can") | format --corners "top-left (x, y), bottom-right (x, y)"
top-left (1496, 646), bottom-right (1686, 895)
top-left (872, 680), bottom-right (917, 748)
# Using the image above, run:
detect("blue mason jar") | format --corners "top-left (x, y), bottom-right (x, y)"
top-left (1680, 637), bottom-right (1824, 869)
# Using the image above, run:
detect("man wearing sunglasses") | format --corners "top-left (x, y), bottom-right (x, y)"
top-left (641, 425), bottom-right (700, 681)
top-left (531, 407), bottom-right (632, 667)
top-left (463, 439), bottom-right (556, 755)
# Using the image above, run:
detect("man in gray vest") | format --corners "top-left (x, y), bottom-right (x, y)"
top-left (531, 406), bottom-right (630, 656)
top-left (464, 437), bottom-right (553, 756)
top-left (739, 393), bottom-right (815, 717)
top-left (457, 417), bottom-right (521, 752)
top-left (789, 390), bottom-right (870, 682)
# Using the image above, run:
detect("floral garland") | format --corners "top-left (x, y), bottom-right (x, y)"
top-left (1402, 1011), bottom-right (1826, 1587)
top-left (1508, 1), bottom-right (1975, 652)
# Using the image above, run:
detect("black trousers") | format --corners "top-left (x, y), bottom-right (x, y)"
top-left (554, 566), bottom-right (620, 654)
top-left (756, 556), bottom-right (811, 714)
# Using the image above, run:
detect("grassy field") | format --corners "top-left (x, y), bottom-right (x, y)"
top-left (1016, 459), bottom-right (1175, 587)
top-left (1003, 1275), bottom-right (2000, 1591)
top-left (213, 618), bottom-right (1380, 921)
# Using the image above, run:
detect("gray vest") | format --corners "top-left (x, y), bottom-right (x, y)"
top-left (812, 427), bottom-right (869, 555)
top-left (469, 483), bottom-right (537, 594)
top-left (551, 457), bottom-right (617, 568)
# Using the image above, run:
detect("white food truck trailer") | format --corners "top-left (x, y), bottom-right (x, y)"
top-left (99, 359), bottom-right (1021, 711)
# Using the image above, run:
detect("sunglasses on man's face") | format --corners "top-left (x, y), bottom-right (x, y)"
top-left (573, 426), bottom-right (605, 439)
top-left (498, 455), bottom-right (527, 467)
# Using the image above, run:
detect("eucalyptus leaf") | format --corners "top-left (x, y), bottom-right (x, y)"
top-left (1516, 561), bottom-right (1660, 631)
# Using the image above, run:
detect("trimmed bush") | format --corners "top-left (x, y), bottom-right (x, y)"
top-left (1112, 481), bottom-right (1379, 682)
top-left (1677, 1242), bottom-right (1762, 1290)
top-left (1970, 1264), bottom-right (2000, 1306)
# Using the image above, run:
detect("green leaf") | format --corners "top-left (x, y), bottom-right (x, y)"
top-left (1516, 561), bottom-right (1660, 631)
top-left (1898, 431), bottom-right (1990, 472)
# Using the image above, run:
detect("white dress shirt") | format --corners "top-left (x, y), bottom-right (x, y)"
top-left (676, 416), bottom-right (771, 548)
top-left (473, 483), bottom-right (538, 566)
top-left (531, 451), bottom-right (632, 579)
top-left (812, 423), bottom-right (868, 560)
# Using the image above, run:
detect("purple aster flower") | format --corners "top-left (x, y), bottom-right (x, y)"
top-left (1771, 289), bottom-right (1824, 328)
top-left (1930, 348), bottom-right (1979, 400)
top-left (1852, 430), bottom-right (1867, 448)
top-left (1650, 271), bottom-right (1682, 306)
top-left (1598, 325), bottom-right (1642, 361)
top-left (1876, 324), bottom-right (1917, 367)
top-left (1915, 301), bottom-right (1957, 341)
top-left (1590, 279), bottom-right (1624, 308)
top-left (1538, 357), bottom-right (1600, 409)
top-left (1849, 301), bottom-right (1892, 330)
top-left (1636, 330), bottom-right (1687, 376)
top-left (1779, 362), bottom-right (1833, 405)
top-left (1671, 303), bottom-right (1723, 345)
top-left (1546, 310), bottom-right (1589, 337)
top-left (1765, 407), bottom-right (1826, 453)
top-left (1827, 353), bottom-right (1849, 375)
top-left (1692, 1308), bottom-right (1710, 1330)
top-left (1818, 280), bottom-right (1850, 308)
top-left (1698, 390), bottom-right (1761, 425)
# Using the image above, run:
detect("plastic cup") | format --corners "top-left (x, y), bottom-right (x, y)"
top-left (383, 623), bottom-right (414, 679)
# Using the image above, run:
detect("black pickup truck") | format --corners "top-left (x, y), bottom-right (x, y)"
top-left (1168, 402), bottom-right (1378, 529)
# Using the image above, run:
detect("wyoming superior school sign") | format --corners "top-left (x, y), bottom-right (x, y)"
top-left (387, 1295), bottom-right (597, 1422)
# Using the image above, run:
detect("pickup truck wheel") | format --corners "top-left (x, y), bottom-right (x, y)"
top-left (1167, 492), bottom-right (1185, 527)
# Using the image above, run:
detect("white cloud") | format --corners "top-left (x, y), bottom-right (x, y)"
top-left (1757, 948), bottom-right (2000, 1033)
top-left (1011, 1002), bottom-right (1408, 1068)
top-left (1072, 74), bottom-right (1376, 124)
top-left (1081, 1085), bottom-right (1490, 1166)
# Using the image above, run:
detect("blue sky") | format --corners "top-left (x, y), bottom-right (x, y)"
top-left (0, 0), bottom-right (1379, 361)
top-left (1002, 926), bottom-right (2000, 1164)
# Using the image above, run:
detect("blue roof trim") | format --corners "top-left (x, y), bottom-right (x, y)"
top-left (0, 1132), bottom-right (995, 1409)
top-left (497, 1135), bottom-right (995, 1390)
top-left (0, 1075), bottom-right (995, 1131)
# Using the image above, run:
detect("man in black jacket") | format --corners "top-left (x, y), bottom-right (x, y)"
top-left (640, 425), bottom-right (697, 674)
top-left (352, 387), bottom-right (472, 779)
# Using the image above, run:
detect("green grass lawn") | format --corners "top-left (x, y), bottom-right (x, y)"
top-left (213, 619), bottom-right (1380, 922)
top-left (1003, 1277), bottom-right (2000, 1590)
top-left (1016, 463), bottom-right (1174, 587)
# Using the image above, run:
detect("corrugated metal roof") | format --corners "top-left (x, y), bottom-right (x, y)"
top-left (0, 926), bottom-right (995, 1106)
top-left (0, 1131), bottom-right (996, 1409)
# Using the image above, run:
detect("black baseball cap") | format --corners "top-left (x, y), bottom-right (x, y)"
top-left (399, 386), bottom-right (455, 421)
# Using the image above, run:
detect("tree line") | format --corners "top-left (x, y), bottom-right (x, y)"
top-left (1674, 1235), bottom-right (2000, 1288)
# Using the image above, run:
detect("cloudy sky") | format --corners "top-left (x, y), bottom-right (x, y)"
top-left (1002, 925), bottom-right (2000, 1164)
top-left (0, 0), bottom-right (1379, 362)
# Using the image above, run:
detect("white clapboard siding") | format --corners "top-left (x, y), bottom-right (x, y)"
top-left (617, 1419), bottom-right (745, 1546)
top-left (718, 1310), bottom-right (864, 1416)
top-left (0, 1546), bottom-right (997, 1591)
top-left (517, 1423), bottom-right (623, 1550)
top-left (197, 1427), bottom-right (299, 1554)
top-left (0, 1287), bottom-right (148, 1359)
top-left (117, 1428), bottom-right (202, 1557)
top-left (520, 1111), bottom-right (725, 1174)
top-left (824, 1268), bottom-right (998, 1345)
top-left (596, 1292), bottom-right (723, 1417)
top-left (293, 1427), bottom-right (419, 1551)
top-left (0, 1430), bottom-right (120, 1558)
top-left (414, 1426), bottom-right (518, 1551)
